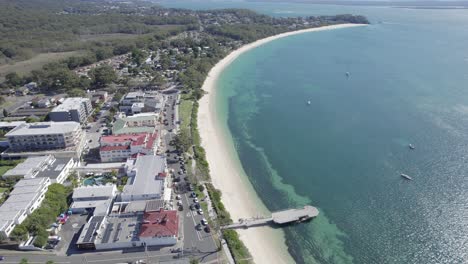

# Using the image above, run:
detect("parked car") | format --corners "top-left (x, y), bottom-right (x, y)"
top-left (201, 218), bottom-right (208, 226)
top-left (193, 198), bottom-right (198, 203)
top-left (190, 192), bottom-right (197, 198)
top-left (195, 224), bottom-right (202, 231)
top-left (204, 225), bottom-right (211, 233)
top-left (175, 195), bottom-right (181, 200)
top-left (197, 208), bottom-right (203, 215)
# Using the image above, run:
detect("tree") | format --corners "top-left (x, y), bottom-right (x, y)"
top-left (46, 261), bottom-right (55, 264)
top-left (20, 258), bottom-right (28, 264)
top-left (189, 258), bottom-right (199, 264)
top-left (5, 72), bottom-right (22, 86)
top-left (90, 65), bottom-right (117, 87)
top-left (173, 128), bottom-right (192, 153)
top-left (33, 229), bottom-right (48, 248)
top-left (67, 88), bottom-right (86, 97)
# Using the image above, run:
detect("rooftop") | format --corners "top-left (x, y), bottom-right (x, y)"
top-left (4, 155), bottom-right (73, 180)
top-left (96, 214), bottom-right (142, 245)
top-left (139, 209), bottom-right (178, 238)
top-left (0, 121), bottom-right (26, 129)
top-left (51, 97), bottom-right (90, 112)
top-left (73, 185), bottom-right (116, 200)
top-left (122, 155), bottom-right (166, 198)
top-left (5, 122), bottom-right (80, 136)
top-left (3, 156), bottom-right (52, 177)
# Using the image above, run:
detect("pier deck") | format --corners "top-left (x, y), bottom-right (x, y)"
top-left (221, 205), bottom-right (318, 230)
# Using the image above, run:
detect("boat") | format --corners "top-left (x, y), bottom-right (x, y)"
top-left (345, 72), bottom-right (350, 78)
top-left (408, 144), bottom-right (415, 150)
top-left (400, 173), bottom-right (413, 180)
top-left (307, 100), bottom-right (311, 105)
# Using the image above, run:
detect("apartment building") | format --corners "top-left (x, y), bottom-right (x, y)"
top-left (49, 97), bottom-right (92, 124)
top-left (0, 178), bottom-right (51, 238)
top-left (5, 122), bottom-right (83, 152)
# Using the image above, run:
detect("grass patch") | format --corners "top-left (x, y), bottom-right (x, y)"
top-left (222, 229), bottom-right (253, 264)
top-left (0, 187), bottom-right (8, 193)
top-left (179, 99), bottom-right (193, 131)
top-left (0, 166), bottom-right (13, 178)
top-left (0, 51), bottom-right (86, 77)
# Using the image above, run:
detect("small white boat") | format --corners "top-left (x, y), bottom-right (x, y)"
top-left (408, 144), bottom-right (415, 150)
top-left (400, 173), bottom-right (413, 180)
top-left (307, 100), bottom-right (311, 105)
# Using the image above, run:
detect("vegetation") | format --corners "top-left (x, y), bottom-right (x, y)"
top-left (222, 229), bottom-right (252, 264)
top-left (10, 184), bottom-right (71, 247)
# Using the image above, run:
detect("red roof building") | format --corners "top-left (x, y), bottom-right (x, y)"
top-left (139, 210), bottom-right (179, 239)
top-left (99, 132), bottom-right (159, 162)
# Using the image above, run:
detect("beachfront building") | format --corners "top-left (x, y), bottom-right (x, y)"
top-left (70, 185), bottom-right (116, 216)
top-left (121, 155), bottom-right (169, 202)
top-left (76, 205), bottom-right (178, 250)
top-left (49, 97), bottom-right (92, 124)
top-left (119, 91), bottom-right (164, 115)
top-left (2, 155), bottom-right (77, 184)
top-left (4, 122), bottom-right (84, 152)
top-left (138, 209), bottom-right (179, 246)
top-left (99, 132), bottom-right (159, 162)
top-left (0, 178), bottom-right (51, 239)
top-left (112, 113), bottom-right (158, 135)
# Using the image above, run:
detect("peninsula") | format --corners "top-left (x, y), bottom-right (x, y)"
top-left (0, 0), bottom-right (368, 263)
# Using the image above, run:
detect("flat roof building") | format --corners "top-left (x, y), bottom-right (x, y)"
top-left (5, 122), bottom-right (84, 153)
top-left (3, 155), bottom-right (76, 183)
top-left (71, 185), bottom-right (116, 216)
top-left (112, 113), bottom-right (158, 135)
top-left (49, 97), bottom-right (92, 124)
top-left (121, 155), bottom-right (167, 202)
top-left (0, 178), bottom-right (51, 239)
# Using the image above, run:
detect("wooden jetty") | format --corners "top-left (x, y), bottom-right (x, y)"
top-left (221, 206), bottom-right (319, 230)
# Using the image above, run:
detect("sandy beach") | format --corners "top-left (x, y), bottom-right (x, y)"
top-left (197, 23), bottom-right (366, 264)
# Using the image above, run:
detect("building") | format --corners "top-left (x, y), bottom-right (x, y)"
top-left (121, 155), bottom-right (168, 202)
top-left (112, 113), bottom-right (158, 135)
top-left (5, 122), bottom-right (84, 152)
top-left (139, 209), bottom-right (178, 246)
top-left (0, 178), bottom-right (51, 238)
top-left (70, 185), bottom-right (116, 216)
top-left (3, 155), bottom-right (76, 184)
top-left (99, 132), bottom-right (159, 162)
top-left (119, 91), bottom-right (164, 115)
top-left (49, 97), bottom-right (92, 124)
top-left (76, 208), bottom-right (177, 250)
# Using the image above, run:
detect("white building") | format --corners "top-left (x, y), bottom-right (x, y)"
top-left (121, 155), bottom-right (168, 202)
top-left (3, 155), bottom-right (76, 183)
top-left (112, 113), bottom-right (158, 135)
top-left (5, 122), bottom-right (84, 152)
top-left (70, 185), bottom-right (116, 216)
top-left (49, 97), bottom-right (92, 124)
top-left (0, 178), bottom-right (51, 238)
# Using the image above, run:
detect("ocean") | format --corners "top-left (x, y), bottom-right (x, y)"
top-left (162, 2), bottom-right (468, 263)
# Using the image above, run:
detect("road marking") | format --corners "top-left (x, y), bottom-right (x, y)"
top-left (184, 193), bottom-right (203, 241)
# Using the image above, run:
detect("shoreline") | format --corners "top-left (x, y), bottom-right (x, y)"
top-left (197, 23), bottom-right (366, 264)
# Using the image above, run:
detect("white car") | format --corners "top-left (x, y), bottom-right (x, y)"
top-left (197, 208), bottom-right (203, 215)
top-left (201, 218), bottom-right (208, 226)
top-left (175, 195), bottom-right (181, 200)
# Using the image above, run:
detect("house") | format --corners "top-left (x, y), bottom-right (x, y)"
top-left (15, 87), bottom-right (29, 96)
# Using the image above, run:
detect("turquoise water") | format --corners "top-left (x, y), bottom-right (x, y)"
top-left (163, 2), bottom-right (468, 263)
